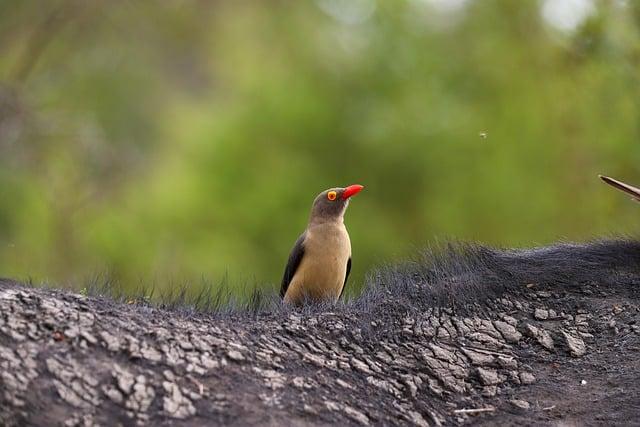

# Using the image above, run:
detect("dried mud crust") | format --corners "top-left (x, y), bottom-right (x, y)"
top-left (1, 244), bottom-right (639, 426)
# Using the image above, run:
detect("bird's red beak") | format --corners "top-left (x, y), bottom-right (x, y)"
top-left (342, 184), bottom-right (364, 200)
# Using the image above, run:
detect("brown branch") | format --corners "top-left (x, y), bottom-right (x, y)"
top-left (11, 2), bottom-right (74, 83)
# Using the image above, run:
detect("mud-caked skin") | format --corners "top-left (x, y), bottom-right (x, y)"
top-left (1, 239), bottom-right (640, 426)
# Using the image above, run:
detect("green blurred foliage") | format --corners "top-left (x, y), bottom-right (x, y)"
top-left (0, 0), bottom-right (639, 297)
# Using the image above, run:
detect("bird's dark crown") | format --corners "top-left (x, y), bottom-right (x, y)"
top-left (309, 188), bottom-right (349, 223)
top-left (307, 184), bottom-right (364, 224)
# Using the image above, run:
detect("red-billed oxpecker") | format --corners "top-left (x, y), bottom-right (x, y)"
top-left (600, 175), bottom-right (640, 202)
top-left (280, 185), bottom-right (364, 305)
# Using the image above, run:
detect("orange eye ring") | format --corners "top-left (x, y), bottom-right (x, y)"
top-left (327, 191), bottom-right (337, 201)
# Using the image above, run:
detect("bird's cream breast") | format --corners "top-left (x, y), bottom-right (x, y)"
top-left (284, 222), bottom-right (351, 304)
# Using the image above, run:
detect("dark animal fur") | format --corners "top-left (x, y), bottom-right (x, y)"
top-left (356, 238), bottom-right (640, 314)
top-left (10, 238), bottom-right (640, 317)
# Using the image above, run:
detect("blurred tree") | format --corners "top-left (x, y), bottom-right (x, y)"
top-left (0, 0), bottom-right (638, 297)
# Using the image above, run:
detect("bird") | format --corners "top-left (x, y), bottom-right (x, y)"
top-left (599, 175), bottom-right (640, 202)
top-left (280, 184), bottom-right (364, 305)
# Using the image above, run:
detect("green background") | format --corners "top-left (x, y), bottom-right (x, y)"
top-left (1, 0), bottom-right (639, 298)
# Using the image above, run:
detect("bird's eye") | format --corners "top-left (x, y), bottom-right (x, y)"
top-left (327, 191), bottom-right (337, 201)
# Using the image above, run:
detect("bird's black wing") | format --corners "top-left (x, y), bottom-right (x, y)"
top-left (339, 257), bottom-right (351, 299)
top-left (280, 232), bottom-right (306, 298)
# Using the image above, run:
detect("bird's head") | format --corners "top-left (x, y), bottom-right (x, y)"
top-left (309, 184), bottom-right (364, 223)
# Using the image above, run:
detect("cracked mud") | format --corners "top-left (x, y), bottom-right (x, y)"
top-left (0, 241), bottom-right (639, 426)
